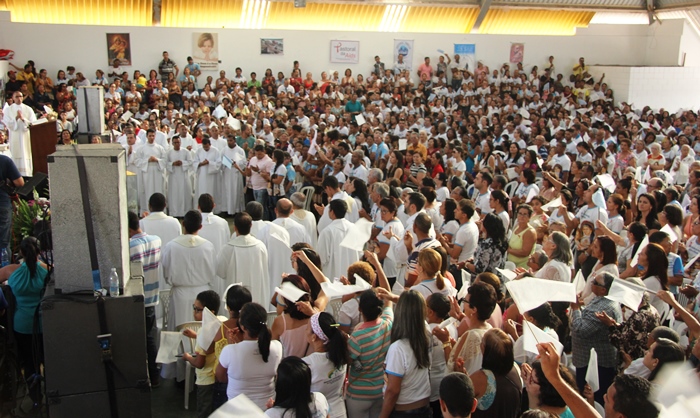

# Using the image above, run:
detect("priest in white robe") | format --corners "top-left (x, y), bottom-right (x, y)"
top-left (217, 212), bottom-right (270, 308)
top-left (140, 193), bottom-right (182, 292)
top-left (161, 210), bottom-right (215, 330)
top-left (165, 137), bottom-right (194, 217)
top-left (209, 127), bottom-right (228, 214)
top-left (289, 192), bottom-right (318, 248)
top-left (123, 132), bottom-right (144, 174)
top-left (219, 136), bottom-right (247, 215)
top-left (315, 176), bottom-right (359, 234)
top-left (241, 201), bottom-right (269, 240)
top-left (134, 129), bottom-right (167, 213)
top-left (317, 200), bottom-right (361, 281)
top-left (258, 221), bottom-right (294, 301)
top-left (194, 138), bottom-right (221, 209)
top-left (3, 92), bottom-right (37, 176)
top-left (271, 198), bottom-right (311, 246)
top-left (197, 193), bottom-right (231, 313)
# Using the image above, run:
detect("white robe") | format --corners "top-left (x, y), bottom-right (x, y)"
top-left (123, 140), bottom-right (144, 174)
top-left (210, 136), bottom-right (228, 213)
top-left (3, 102), bottom-right (37, 176)
top-left (217, 234), bottom-right (270, 307)
top-left (258, 223), bottom-right (294, 301)
top-left (162, 234), bottom-right (216, 330)
top-left (200, 212), bottom-right (231, 313)
top-left (317, 191), bottom-right (359, 234)
top-left (140, 212), bottom-right (182, 291)
top-left (194, 147), bottom-right (221, 208)
top-left (166, 148), bottom-right (194, 217)
top-left (220, 145), bottom-right (247, 215)
top-left (134, 142), bottom-right (167, 213)
top-left (317, 218), bottom-right (362, 281)
top-left (290, 209), bottom-right (318, 249)
top-left (273, 217), bottom-right (311, 246)
top-left (249, 220), bottom-right (269, 240)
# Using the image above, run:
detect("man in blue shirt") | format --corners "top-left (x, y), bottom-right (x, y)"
top-left (345, 94), bottom-right (364, 114)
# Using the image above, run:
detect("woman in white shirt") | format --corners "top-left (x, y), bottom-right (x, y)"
top-left (581, 236), bottom-right (619, 304)
top-left (265, 357), bottom-right (329, 418)
top-left (439, 199), bottom-right (460, 243)
top-left (216, 302), bottom-right (283, 410)
top-left (380, 290), bottom-right (432, 418)
top-left (606, 194), bottom-right (626, 235)
top-left (638, 243), bottom-right (670, 317)
top-left (532, 231), bottom-right (573, 282)
top-left (410, 248), bottom-right (456, 299)
top-left (303, 312), bottom-right (349, 418)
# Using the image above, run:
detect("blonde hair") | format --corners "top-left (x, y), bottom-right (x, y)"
top-left (198, 33), bottom-right (215, 48)
top-left (418, 248), bottom-right (445, 290)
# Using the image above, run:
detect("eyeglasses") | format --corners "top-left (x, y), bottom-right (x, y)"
top-left (192, 305), bottom-right (204, 313)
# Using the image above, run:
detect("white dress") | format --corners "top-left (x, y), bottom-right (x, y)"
top-left (194, 147), bottom-right (221, 208)
top-left (258, 223), bottom-right (294, 304)
top-left (134, 142), bottom-right (167, 213)
top-left (217, 234), bottom-right (270, 307)
top-left (166, 148), bottom-right (194, 217)
top-left (318, 218), bottom-right (362, 281)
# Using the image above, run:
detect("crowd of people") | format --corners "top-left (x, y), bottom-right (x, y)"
top-left (2, 49), bottom-right (700, 418)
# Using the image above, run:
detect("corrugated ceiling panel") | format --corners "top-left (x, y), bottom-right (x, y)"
top-left (493, 0), bottom-right (644, 8)
top-left (657, 0), bottom-right (700, 9)
top-left (479, 8), bottom-right (594, 35)
top-left (6, 0), bottom-right (151, 25)
top-left (401, 6), bottom-right (479, 33)
top-left (161, 0), bottom-right (244, 28)
top-left (265, 3), bottom-right (386, 31)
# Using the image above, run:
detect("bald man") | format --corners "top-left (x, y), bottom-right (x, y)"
top-left (266, 198), bottom-right (311, 246)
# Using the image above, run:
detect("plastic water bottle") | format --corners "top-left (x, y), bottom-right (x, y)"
top-left (109, 268), bottom-right (120, 297)
top-left (1, 248), bottom-right (9, 267)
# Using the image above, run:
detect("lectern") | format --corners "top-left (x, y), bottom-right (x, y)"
top-left (30, 120), bottom-right (57, 175)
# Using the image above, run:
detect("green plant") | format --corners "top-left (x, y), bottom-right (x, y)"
top-left (12, 189), bottom-right (51, 253)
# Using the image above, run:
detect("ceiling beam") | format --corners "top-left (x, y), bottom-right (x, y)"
top-left (646, 0), bottom-right (655, 24)
top-left (471, 0), bottom-right (492, 32)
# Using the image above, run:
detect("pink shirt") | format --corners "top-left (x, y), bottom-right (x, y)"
top-left (249, 155), bottom-right (274, 190)
top-left (417, 63), bottom-right (433, 78)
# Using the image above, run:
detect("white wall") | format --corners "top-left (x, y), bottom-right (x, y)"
top-left (679, 20), bottom-right (700, 67)
top-left (589, 66), bottom-right (632, 104)
top-left (0, 10), bottom-right (691, 84)
top-left (627, 66), bottom-right (700, 111)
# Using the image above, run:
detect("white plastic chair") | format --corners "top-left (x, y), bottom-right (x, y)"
top-left (504, 180), bottom-right (519, 198)
top-left (329, 299), bottom-right (343, 321)
top-left (266, 311), bottom-right (278, 328)
top-left (176, 321), bottom-right (202, 410)
top-left (300, 186), bottom-right (315, 211)
top-left (159, 289), bottom-right (171, 330)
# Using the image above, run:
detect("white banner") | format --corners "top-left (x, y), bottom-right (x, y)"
top-left (330, 40), bottom-right (360, 64)
top-left (394, 39), bottom-right (414, 70)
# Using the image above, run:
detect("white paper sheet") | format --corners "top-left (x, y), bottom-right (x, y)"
top-left (505, 277), bottom-right (577, 313)
top-left (586, 348), bottom-right (599, 393)
top-left (572, 269), bottom-right (585, 294)
top-left (522, 320), bottom-right (563, 356)
top-left (339, 218), bottom-right (373, 252)
top-left (398, 139), bottom-right (408, 151)
top-left (212, 105), bottom-right (227, 119)
top-left (275, 281), bottom-right (308, 303)
top-left (660, 224), bottom-right (678, 243)
top-left (156, 331), bottom-right (183, 364)
top-left (595, 174), bottom-right (616, 193)
top-left (120, 110), bottom-right (133, 122)
top-left (630, 235), bottom-right (648, 267)
top-left (222, 155), bottom-right (233, 169)
top-left (197, 307), bottom-right (222, 350)
top-left (505, 167), bottom-right (518, 180)
top-left (541, 197), bottom-right (562, 212)
top-left (355, 114), bottom-right (366, 126)
top-left (321, 281), bottom-right (362, 298)
top-left (495, 268), bottom-right (517, 282)
top-left (605, 278), bottom-right (645, 311)
top-left (684, 251), bottom-right (700, 271)
top-left (209, 394), bottom-right (266, 418)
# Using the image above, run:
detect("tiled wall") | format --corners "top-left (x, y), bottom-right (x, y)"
top-left (628, 66), bottom-right (700, 111)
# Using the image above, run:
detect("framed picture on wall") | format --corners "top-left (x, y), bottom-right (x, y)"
top-left (261, 38), bottom-right (284, 55)
top-left (106, 33), bottom-right (131, 66)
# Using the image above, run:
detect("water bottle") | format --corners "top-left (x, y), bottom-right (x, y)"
top-left (109, 268), bottom-right (120, 297)
top-left (1, 248), bottom-right (9, 267)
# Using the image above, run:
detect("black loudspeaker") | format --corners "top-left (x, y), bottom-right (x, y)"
top-left (42, 294), bottom-right (151, 418)
top-left (16, 172), bottom-right (48, 198)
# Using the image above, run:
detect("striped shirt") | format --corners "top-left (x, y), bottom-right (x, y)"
top-left (129, 232), bottom-right (162, 308)
top-left (347, 306), bottom-right (394, 400)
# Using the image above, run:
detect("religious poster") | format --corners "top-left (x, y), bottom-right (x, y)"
top-left (454, 44), bottom-right (476, 72)
top-left (510, 43), bottom-right (524, 64)
top-left (330, 40), bottom-right (359, 64)
top-left (394, 39), bottom-right (414, 70)
top-left (193, 32), bottom-right (219, 70)
top-left (106, 33), bottom-right (131, 66)
top-left (261, 38), bottom-right (284, 55)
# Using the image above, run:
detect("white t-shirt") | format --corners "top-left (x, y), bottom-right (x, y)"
top-left (575, 205), bottom-right (609, 226)
top-left (607, 214), bottom-right (624, 235)
top-left (548, 153), bottom-right (571, 172)
top-left (440, 220), bottom-right (459, 238)
top-left (474, 190), bottom-right (492, 215)
top-left (410, 279), bottom-right (457, 300)
top-left (453, 160), bottom-right (466, 178)
top-left (302, 353), bottom-right (347, 418)
top-left (384, 338), bottom-right (431, 405)
top-left (338, 297), bottom-right (361, 331)
top-left (265, 392), bottom-right (329, 418)
top-left (436, 186), bottom-right (450, 202)
top-left (379, 219), bottom-right (405, 278)
top-left (428, 322), bottom-right (458, 401)
top-left (453, 222), bottom-right (479, 262)
top-left (219, 340), bottom-right (283, 410)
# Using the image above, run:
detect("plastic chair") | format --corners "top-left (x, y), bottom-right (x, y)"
top-left (266, 311), bottom-right (278, 328)
top-left (176, 321), bottom-right (202, 410)
top-left (466, 184), bottom-right (475, 199)
top-left (504, 181), bottom-right (519, 198)
top-left (300, 186), bottom-right (315, 212)
top-left (160, 289), bottom-right (171, 330)
top-left (329, 299), bottom-right (343, 321)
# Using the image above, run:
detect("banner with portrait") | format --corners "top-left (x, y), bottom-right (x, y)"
top-left (394, 39), bottom-right (414, 70)
top-left (454, 44), bottom-right (476, 72)
top-left (193, 32), bottom-right (219, 70)
top-left (106, 33), bottom-right (131, 66)
top-left (330, 40), bottom-right (359, 64)
top-left (510, 43), bottom-right (524, 64)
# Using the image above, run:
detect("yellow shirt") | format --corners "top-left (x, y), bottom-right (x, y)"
top-left (194, 344), bottom-right (217, 386)
top-left (17, 72), bottom-right (36, 95)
